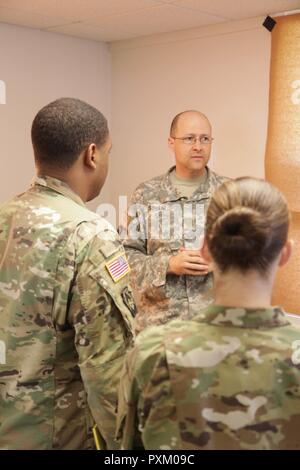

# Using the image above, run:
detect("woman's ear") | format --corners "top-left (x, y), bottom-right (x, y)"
top-left (201, 238), bottom-right (212, 262)
top-left (278, 239), bottom-right (293, 267)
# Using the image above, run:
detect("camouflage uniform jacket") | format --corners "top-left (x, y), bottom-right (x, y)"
top-left (0, 176), bottom-right (136, 450)
top-left (117, 305), bottom-right (300, 450)
top-left (124, 166), bottom-right (228, 331)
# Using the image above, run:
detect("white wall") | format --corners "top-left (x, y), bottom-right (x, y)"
top-left (110, 17), bottom-right (271, 209)
top-left (0, 23), bottom-right (111, 210)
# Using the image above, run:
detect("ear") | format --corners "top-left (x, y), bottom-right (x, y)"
top-left (200, 238), bottom-right (212, 262)
top-left (84, 143), bottom-right (97, 170)
top-left (168, 136), bottom-right (175, 152)
top-left (278, 239), bottom-right (293, 267)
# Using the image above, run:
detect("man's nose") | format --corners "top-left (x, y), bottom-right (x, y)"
top-left (192, 138), bottom-right (202, 150)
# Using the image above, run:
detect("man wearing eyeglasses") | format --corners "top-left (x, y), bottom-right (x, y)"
top-left (124, 110), bottom-right (228, 331)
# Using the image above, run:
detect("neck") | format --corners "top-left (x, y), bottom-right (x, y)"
top-left (37, 166), bottom-right (88, 202)
top-left (213, 268), bottom-right (275, 308)
top-left (175, 166), bottom-right (206, 180)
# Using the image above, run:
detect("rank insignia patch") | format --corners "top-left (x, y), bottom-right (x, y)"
top-left (105, 254), bottom-right (130, 282)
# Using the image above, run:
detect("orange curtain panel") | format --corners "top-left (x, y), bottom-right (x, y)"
top-left (265, 14), bottom-right (300, 314)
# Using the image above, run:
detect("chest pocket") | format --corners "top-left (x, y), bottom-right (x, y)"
top-left (88, 241), bottom-right (136, 333)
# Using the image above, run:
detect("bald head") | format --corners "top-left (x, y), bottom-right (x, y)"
top-left (170, 110), bottom-right (211, 137)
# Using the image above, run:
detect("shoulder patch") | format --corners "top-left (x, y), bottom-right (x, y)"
top-left (121, 287), bottom-right (137, 317)
top-left (105, 254), bottom-right (130, 282)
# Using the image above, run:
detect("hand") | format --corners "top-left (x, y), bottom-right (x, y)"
top-left (167, 249), bottom-right (211, 276)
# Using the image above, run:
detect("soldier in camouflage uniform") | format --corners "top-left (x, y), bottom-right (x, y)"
top-left (0, 98), bottom-right (136, 450)
top-left (124, 111), bottom-right (228, 331)
top-left (117, 177), bottom-right (300, 450)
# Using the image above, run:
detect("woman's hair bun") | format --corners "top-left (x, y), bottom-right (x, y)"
top-left (209, 207), bottom-right (267, 270)
top-left (205, 178), bottom-right (289, 273)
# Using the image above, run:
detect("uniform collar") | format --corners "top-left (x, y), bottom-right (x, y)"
top-left (195, 304), bottom-right (290, 329)
top-left (161, 166), bottom-right (212, 203)
top-left (31, 175), bottom-right (86, 207)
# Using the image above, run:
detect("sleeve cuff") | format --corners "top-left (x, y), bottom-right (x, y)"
top-left (152, 254), bottom-right (172, 287)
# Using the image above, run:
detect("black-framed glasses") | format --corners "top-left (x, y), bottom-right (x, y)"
top-left (171, 134), bottom-right (214, 145)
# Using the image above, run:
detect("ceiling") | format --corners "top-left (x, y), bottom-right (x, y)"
top-left (0, 0), bottom-right (299, 42)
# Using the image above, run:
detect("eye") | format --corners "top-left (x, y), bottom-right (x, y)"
top-left (201, 136), bottom-right (211, 143)
top-left (183, 136), bottom-right (194, 144)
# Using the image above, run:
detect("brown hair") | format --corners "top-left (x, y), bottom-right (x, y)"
top-left (205, 177), bottom-right (290, 274)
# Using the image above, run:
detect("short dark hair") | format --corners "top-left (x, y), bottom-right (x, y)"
top-left (206, 177), bottom-right (290, 274)
top-left (31, 97), bottom-right (109, 169)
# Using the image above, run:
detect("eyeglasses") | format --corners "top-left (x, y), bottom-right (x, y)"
top-left (171, 134), bottom-right (214, 145)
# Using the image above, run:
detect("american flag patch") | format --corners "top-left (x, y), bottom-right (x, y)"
top-left (105, 254), bottom-right (130, 282)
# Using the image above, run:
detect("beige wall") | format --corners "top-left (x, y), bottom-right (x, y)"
top-left (0, 22), bottom-right (111, 209)
top-left (0, 17), bottom-right (272, 215)
top-left (110, 17), bottom-right (271, 209)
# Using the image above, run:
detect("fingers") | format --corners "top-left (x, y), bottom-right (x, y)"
top-left (183, 269), bottom-right (209, 276)
top-left (184, 263), bottom-right (209, 274)
top-left (183, 262), bottom-right (208, 271)
top-left (184, 255), bottom-right (209, 266)
top-left (169, 251), bottom-right (210, 276)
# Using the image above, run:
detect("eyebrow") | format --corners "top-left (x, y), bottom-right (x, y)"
top-left (183, 133), bottom-right (210, 137)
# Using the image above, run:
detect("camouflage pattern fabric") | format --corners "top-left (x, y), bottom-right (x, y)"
top-left (124, 166), bottom-right (228, 332)
top-left (0, 176), bottom-right (136, 450)
top-left (117, 305), bottom-right (300, 450)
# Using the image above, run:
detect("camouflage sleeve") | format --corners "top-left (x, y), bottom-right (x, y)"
top-left (116, 346), bottom-right (143, 450)
top-left (117, 326), bottom-right (180, 450)
top-left (123, 189), bottom-right (171, 293)
top-left (68, 228), bottom-right (136, 450)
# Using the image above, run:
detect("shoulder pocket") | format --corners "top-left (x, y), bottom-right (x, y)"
top-left (89, 247), bottom-right (136, 333)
